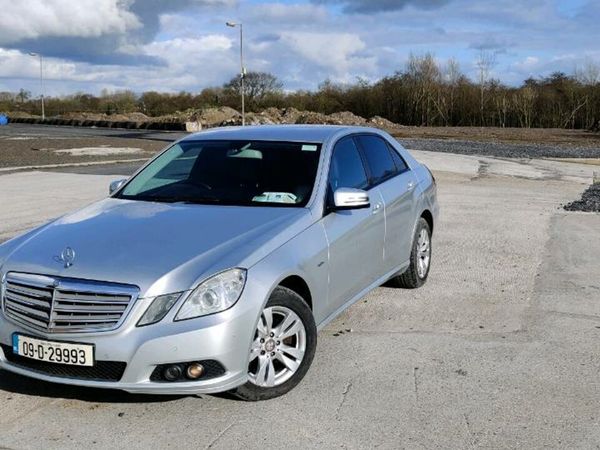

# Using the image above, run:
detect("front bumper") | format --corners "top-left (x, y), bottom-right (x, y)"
top-left (0, 283), bottom-right (264, 395)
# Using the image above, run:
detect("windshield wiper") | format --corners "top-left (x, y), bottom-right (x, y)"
top-left (137, 195), bottom-right (226, 204)
top-left (177, 197), bottom-right (224, 204)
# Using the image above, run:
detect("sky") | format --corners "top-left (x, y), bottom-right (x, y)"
top-left (0, 0), bottom-right (598, 97)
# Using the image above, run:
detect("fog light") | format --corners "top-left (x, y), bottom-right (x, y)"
top-left (163, 365), bottom-right (182, 381)
top-left (186, 363), bottom-right (205, 379)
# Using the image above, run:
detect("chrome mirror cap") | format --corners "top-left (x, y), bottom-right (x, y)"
top-left (333, 188), bottom-right (370, 210)
top-left (109, 179), bottom-right (127, 195)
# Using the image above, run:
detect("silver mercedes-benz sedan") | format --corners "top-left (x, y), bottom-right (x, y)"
top-left (0, 125), bottom-right (438, 400)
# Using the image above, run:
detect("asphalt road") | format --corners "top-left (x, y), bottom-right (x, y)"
top-left (0, 122), bottom-right (185, 142)
top-left (0, 136), bottom-right (599, 448)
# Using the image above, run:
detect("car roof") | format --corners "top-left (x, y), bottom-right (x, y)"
top-left (181, 124), bottom-right (375, 144)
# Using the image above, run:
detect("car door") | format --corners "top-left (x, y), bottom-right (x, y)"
top-left (355, 135), bottom-right (418, 273)
top-left (322, 137), bottom-right (386, 316)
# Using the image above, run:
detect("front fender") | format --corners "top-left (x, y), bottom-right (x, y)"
top-left (247, 220), bottom-right (329, 328)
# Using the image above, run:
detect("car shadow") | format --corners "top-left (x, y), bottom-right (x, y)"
top-left (0, 369), bottom-right (188, 403)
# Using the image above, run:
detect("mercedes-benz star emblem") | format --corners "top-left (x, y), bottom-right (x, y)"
top-left (57, 247), bottom-right (76, 268)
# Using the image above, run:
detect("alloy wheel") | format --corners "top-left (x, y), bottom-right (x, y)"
top-left (248, 306), bottom-right (307, 387)
top-left (416, 228), bottom-right (431, 279)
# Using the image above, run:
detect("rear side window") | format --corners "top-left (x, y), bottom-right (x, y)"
top-left (388, 144), bottom-right (409, 173)
top-left (329, 138), bottom-right (368, 191)
top-left (356, 135), bottom-right (397, 185)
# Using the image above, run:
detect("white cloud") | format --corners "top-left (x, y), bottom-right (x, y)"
top-left (514, 56), bottom-right (540, 71)
top-left (280, 32), bottom-right (374, 77)
top-left (1, 0), bottom-right (600, 94)
top-left (0, 35), bottom-right (238, 95)
top-left (0, 0), bottom-right (141, 45)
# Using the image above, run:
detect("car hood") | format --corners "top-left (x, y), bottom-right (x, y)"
top-left (1, 198), bottom-right (312, 297)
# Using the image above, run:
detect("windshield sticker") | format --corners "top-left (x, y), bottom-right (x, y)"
top-left (302, 144), bottom-right (318, 152)
top-left (252, 192), bottom-right (298, 204)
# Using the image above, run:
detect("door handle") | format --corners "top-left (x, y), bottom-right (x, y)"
top-left (372, 202), bottom-right (382, 214)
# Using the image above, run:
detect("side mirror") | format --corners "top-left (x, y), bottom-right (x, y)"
top-left (109, 179), bottom-right (127, 195)
top-left (333, 188), bottom-right (370, 210)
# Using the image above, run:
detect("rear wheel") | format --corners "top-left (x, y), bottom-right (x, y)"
top-left (233, 286), bottom-right (317, 401)
top-left (389, 217), bottom-right (432, 289)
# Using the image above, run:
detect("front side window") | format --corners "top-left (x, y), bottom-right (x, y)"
top-left (328, 137), bottom-right (369, 192)
top-left (117, 140), bottom-right (322, 207)
top-left (356, 135), bottom-right (397, 185)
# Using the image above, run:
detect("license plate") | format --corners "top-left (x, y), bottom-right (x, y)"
top-left (12, 334), bottom-right (94, 367)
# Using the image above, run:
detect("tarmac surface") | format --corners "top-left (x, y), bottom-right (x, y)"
top-left (3, 123), bottom-right (600, 171)
top-left (0, 126), bottom-right (599, 449)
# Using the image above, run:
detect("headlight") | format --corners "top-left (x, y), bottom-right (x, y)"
top-left (137, 293), bottom-right (181, 327)
top-left (175, 268), bottom-right (246, 321)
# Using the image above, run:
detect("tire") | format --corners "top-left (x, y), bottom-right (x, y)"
top-left (389, 217), bottom-right (432, 289)
top-left (233, 286), bottom-right (317, 401)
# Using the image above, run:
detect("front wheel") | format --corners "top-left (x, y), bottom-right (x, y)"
top-left (233, 286), bottom-right (317, 401)
top-left (389, 217), bottom-right (432, 289)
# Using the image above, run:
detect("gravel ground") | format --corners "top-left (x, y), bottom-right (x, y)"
top-left (0, 136), bottom-right (164, 168)
top-left (400, 138), bottom-right (600, 159)
top-left (0, 124), bottom-right (170, 168)
top-left (564, 183), bottom-right (600, 212)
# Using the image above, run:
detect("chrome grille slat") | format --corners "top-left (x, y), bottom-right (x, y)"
top-left (54, 292), bottom-right (130, 303)
top-left (2, 273), bottom-right (138, 333)
top-left (5, 308), bottom-right (50, 329)
top-left (53, 316), bottom-right (123, 323)
top-left (53, 304), bottom-right (128, 313)
top-left (7, 284), bottom-right (53, 299)
top-left (5, 292), bottom-right (52, 309)
top-left (6, 302), bottom-right (50, 320)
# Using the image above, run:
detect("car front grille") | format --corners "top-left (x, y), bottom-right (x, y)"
top-left (2, 272), bottom-right (139, 333)
top-left (0, 344), bottom-right (127, 382)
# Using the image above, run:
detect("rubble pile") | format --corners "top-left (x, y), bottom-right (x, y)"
top-left (6, 106), bottom-right (405, 131)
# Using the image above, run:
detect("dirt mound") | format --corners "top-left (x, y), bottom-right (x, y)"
top-left (5, 111), bottom-right (36, 119)
top-left (235, 107), bottom-right (388, 127)
top-left (197, 107), bottom-right (241, 126)
top-left (58, 112), bottom-right (151, 122)
top-left (7, 106), bottom-right (404, 131)
top-left (368, 115), bottom-right (402, 129)
top-left (327, 111), bottom-right (367, 125)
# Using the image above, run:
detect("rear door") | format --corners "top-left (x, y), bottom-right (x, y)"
top-left (355, 135), bottom-right (418, 273)
top-left (322, 137), bottom-right (386, 316)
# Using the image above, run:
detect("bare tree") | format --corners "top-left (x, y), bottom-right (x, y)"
top-left (406, 53), bottom-right (445, 125)
top-left (475, 50), bottom-right (497, 125)
top-left (224, 71), bottom-right (283, 109)
top-left (444, 58), bottom-right (462, 125)
top-left (576, 58), bottom-right (600, 85)
top-left (513, 86), bottom-right (537, 128)
top-left (17, 88), bottom-right (31, 104)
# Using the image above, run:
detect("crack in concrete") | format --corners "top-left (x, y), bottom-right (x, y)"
top-left (335, 380), bottom-right (353, 420)
top-left (544, 310), bottom-right (600, 322)
top-left (413, 367), bottom-right (419, 403)
top-left (205, 422), bottom-right (235, 449)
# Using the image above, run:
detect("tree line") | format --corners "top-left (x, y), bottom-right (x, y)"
top-left (2, 53), bottom-right (599, 130)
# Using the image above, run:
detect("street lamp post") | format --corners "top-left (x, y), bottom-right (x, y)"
top-left (28, 52), bottom-right (45, 120)
top-left (226, 21), bottom-right (245, 126)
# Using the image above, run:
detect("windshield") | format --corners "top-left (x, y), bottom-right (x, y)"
top-left (116, 139), bottom-right (322, 207)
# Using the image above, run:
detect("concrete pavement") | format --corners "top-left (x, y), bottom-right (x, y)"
top-left (0, 150), bottom-right (598, 449)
